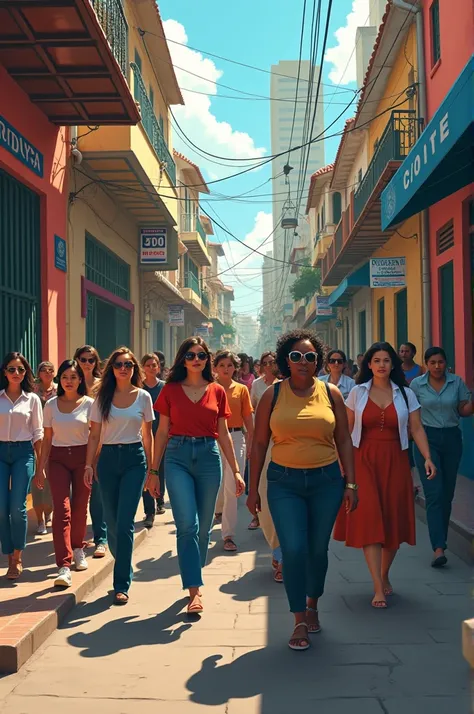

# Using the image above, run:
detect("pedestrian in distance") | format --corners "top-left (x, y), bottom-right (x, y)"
top-left (74, 345), bottom-right (107, 559)
top-left (32, 360), bottom-right (56, 534)
top-left (399, 342), bottom-right (424, 384)
top-left (410, 347), bottom-right (472, 568)
top-left (319, 349), bottom-right (355, 400)
top-left (213, 350), bottom-right (253, 552)
top-left (248, 330), bottom-right (357, 651)
top-left (237, 353), bottom-right (255, 391)
top-left (148, 337), bottom-right (245, 615)
top-left (34, 360), bottom-right (93, 588)
top-left (84, 348), bottom-right (154, 605)
top-left (0, 352), bottom-right (43, 580)
top-left (334, 342), bottom-right (436, 609)
top-left (253, 359), bottom-right (261, 376)
top-left (141, 352), bottom-right (166, 528)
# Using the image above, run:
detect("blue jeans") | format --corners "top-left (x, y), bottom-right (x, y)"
top-left (89, 479), bottom-right (107, 546)
top-left (143, 458), bottom-right (165, 514)
top-left (414, 426), bottom-right (463, 551)
top-left (267, 459), bottom-right (344, 613)
top-left (0, 442), bottom-right (35, 554)
top-left (97, 443), bottom-right (147, 594)
top-left (165, 436), bottom-right (222, 589)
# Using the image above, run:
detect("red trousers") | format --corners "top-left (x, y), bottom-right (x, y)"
top-left (48, 445), bottom-right (90, 568)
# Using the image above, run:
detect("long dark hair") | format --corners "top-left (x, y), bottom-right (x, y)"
top-left (168, 337), bottom-right (214, 383)
top-left (73, 345), bottom-right (102, 378)
top-left (0, 352), bottom-right (34, 392)
top-left (96, 347), bottom-right (143, 421)
top-left (56, 360), bottom-right (87, 397)
top-left (356, 342), bottom-right (408, 388)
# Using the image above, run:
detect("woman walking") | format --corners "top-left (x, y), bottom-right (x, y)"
top-left (0, 352), bottom-right (43, 579)
top-left (74, 345), bottom-right (107, 558)
top-left (334, 342), bottom-right (436, 608)
top-left (213, 351), bottom-right (253, 552)
top-left (248, 330), bottom-right (357, 651)
top-left (148, 337), bottom-right (245, 614)
top-left (34, 360), bottom-right (93, 588)
top-left (319, 349), bottom-right (355, 399)
top-left (84, 348), bottom-right (154, 605)
top-left (141, 353), bottom-right (166, 527)
top-left (32, 361), bottom-right (56, 534)
top-left (411, 347), bottom-right (472, 567)
top-left (237, 354), bottom-right (255, 391)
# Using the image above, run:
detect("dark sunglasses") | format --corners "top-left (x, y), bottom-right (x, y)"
top-left (185, 351), bottom-right (208, 362)
top-left (329, 358), bottom-right (345, 365)
top-left (113, 360), bottom-right (134, 370)
top-left (79, 356), bottom-right (96, 365)
top-left (262, 360), bottom-right (275, 366)
top-left (6, 366), bottom-right (26, 374)
top-left (288, 351), bottom-right (317, 364)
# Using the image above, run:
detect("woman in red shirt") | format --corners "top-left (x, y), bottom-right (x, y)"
top-left (148, 337), bottom-right (245, 614)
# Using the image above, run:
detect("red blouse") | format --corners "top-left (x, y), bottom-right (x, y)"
top-left (155, 382), bottom-right (231, 438)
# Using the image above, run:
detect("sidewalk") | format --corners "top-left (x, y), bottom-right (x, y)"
top-left (0, 501), bottom-right (471, 713)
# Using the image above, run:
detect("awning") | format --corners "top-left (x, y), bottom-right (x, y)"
top-left (381, 55), bottom-right (474, 230)
top-left (328, 263), bottom-right (370, 308)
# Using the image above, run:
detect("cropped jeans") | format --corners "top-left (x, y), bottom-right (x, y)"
top-left (267, 459), bottom-right (344, 613)
top-left (97, 443), bottom-right (147, 594)
top-left (165, 436), bottom-right (222, 589)
top-left (0, 441), bottom-right (35, 554)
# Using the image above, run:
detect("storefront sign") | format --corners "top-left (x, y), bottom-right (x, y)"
top-left (194, 325), bottom-right (209, 338)
top-left (168, 304), bottom-right (184, 327)
top-left (140, 227), bottom-right (167, 264)
top-left (316, 296), bottom-right (333, 316)
top-left (54, 235), bottom-right (67, 272)
top-left (0, 115), bottom-right (43, 178)
top-left (370, 257), bottom-right (406, 288)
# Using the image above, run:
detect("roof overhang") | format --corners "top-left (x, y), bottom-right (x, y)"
top-left (207, 242), bottom-right (225, 257)
top-left (200, 215), bottom-right (214, 235)
top-left (331, 122), bottom-right (366, 190)
top-left (305, 164), bottom-right (334, 213)
top-left (174, 151), bottom-right (209, 193)
top-left (328, 262), bottom-right (370, 308)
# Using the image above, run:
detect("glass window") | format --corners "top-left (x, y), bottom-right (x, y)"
top-left (430, 0), bottom-right (441, 66)
top-left (439, 261), bottom-right (455, 369)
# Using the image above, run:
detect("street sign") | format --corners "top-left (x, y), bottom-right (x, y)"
top-left (316, 296), bottom-right (333, 316)
top-left (140, 227), bottom-right (167, 264)
top-left (0, 114), bottom-right (43, 177)
top-left (194, 325), bottom-right (209, 338)
top-left (370, 257), bottom-right (406, 288)
top-left (168, 304), bottom-right (184, 327)
top-left (54, 235), bottom-right (67, 272)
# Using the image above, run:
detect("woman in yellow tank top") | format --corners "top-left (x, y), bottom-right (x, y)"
top-left (248, 330), bottom-right (358, 652)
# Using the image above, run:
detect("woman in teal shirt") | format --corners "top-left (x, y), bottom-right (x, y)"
top-left (411, 347), bottom-right (472, 567)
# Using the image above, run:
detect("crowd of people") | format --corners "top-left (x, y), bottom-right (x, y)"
top-left (0, 332), bottom-right (471, 649)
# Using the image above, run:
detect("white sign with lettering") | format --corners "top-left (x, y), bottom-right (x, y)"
top-left (370, 257), bottom-right (406, 288)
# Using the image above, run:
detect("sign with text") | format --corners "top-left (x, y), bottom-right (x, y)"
top-left (316, 296), bottom-right (333, 316)
top-left (168, 304), bottom-right (184, 327)
top-left (140, 227), bottom-right (167, 264)
top-left (370, 257), bottom-right (406, 288)
top-left (0, 114), bottom-right (43, 177)
top-left (54, 235), bottom-right (67, 272)
top-left (194, 325), bottom-right (209, 338)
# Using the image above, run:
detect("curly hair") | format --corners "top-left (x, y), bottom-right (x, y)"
top-left (275, 329), bottom-right (324, 378)
top-left (356, 342), bottom-right (408, 388)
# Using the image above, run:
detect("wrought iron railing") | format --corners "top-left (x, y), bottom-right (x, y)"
top-left (334, 220), bottom-right (343, 255)
top-left (313, 231), bottom-right (322, 246)
top-left (184, 271), bottom-right (201, 296)
top-left (130, 62), bottom-right (176, 185)
top-left (353, 110), bottom-right (423, 221)
top-left (181, 213), bottom-right (206, 241)
top-left (90, 0), bottom-right (128, 77)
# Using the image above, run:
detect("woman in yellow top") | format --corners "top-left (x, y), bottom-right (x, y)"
top-left (248, 329), bottom-right (357, 652)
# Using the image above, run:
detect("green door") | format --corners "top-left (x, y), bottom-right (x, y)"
top-left (86, 294), bottom-right (131, 361)
top-left (439, 261), bottom-right (455, 370)
top-left (396, 289), bottom-right (408, 348)
top-left (0, 169), bottom-right (41, 368)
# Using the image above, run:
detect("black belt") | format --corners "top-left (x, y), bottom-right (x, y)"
top-left (228, 427), bottom-right (243, 433)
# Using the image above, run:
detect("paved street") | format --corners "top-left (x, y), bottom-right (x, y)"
top-left (0, 501), bottom-right (471, 714)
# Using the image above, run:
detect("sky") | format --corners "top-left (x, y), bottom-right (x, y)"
top-left (157, 0), bottom-right (371, 316)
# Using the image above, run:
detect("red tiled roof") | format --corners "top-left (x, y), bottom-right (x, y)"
top-left (143, 0), bottom-right (184, 106)
top-left (305, 162), bottom-right (335, 214)
top-left (354, 1), bottom-right (391, 121)
top-left (173, 150), bottom-right (209, 192)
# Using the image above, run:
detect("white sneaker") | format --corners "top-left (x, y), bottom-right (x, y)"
top-left (55, 567), bottom-right (72, 588)
top-left (36, 520), bottom-right (47, 535)
top-left (73, 548), bottom-right (88, 571)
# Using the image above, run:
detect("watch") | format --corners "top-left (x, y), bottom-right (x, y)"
top-left (345, 482), bottom-right (358, 491)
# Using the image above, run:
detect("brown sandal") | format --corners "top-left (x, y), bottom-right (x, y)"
top-left (223, 538), bottom-right (237, 552)
top-left (113, 592), bottom-right (129, 605)
top-left (288, 623), bottom-right (310, 651)
top-left (6, 555), bottom-right (23, 580)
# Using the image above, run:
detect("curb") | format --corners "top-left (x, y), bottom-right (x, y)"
top-left (415, 497), bottom-right (473, 565)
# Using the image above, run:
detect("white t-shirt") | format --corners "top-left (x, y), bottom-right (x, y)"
top-left (43, 396), bottom-right (93, 447)
top-left (90, 389), bottom-right (154, 444)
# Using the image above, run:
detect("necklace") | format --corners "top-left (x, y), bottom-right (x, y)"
top-left (182, 383), bottom-right (207, 403)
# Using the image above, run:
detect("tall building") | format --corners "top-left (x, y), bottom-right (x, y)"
top-left (268, 60), bottom-right (325, 331)
top-left (234, 315), bottom-right (259, 355)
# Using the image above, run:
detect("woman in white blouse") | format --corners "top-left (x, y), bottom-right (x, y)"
top-left (34, 360), bottom-right (93, 588)
top-left (319, 349), bottom-right (355, 400)
top-left (84, 348), bottom-right (153, 605)
top-left (0, 352), bottom-right (43, 579)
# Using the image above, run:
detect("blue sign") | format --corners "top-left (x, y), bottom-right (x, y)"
top-left (381, 55), bottom-right (474, 230)
top-left (140, 227), bottom-right (167, 264)
top-left (54, 235), bottom-right (67, 272)
top-left (0, 115), bottom-right (43, 178)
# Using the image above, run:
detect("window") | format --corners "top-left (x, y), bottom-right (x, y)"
top-left (332, 192), bottom-right (342, 224)
top-left (439, 261), bottom-right (455, 369)
top-left (358, 310), bottom-right (367, 353)
top-left (85, 233), bottom-right (130, 301)
top-left (430, 0), bottom-right (441, 66)
top-left (378, 298), bottom-right (385, 341)
top-left (396, 289), bottom-right (408, 348)
top-left (436, 219), bottom-right (454, 254)
top-left (133, 50), bottom-right (142, 101)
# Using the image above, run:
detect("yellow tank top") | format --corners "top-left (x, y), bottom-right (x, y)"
top-left (270, 378), bottom-right (337, 469)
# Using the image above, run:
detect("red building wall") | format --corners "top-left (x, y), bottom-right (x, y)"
top-left (0, 66), bottom-right (68, 367)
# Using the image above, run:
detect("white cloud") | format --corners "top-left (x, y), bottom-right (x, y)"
top-left (163, 19), bottom-right (266, 177)
top-left (324, 0), bottom-right (370, 85)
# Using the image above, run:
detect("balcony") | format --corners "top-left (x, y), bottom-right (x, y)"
top-left (201, 290), bottom-right (210, 317)
top-left (321, 111), bottom-right (423, 286)
top-left (0, 0), bottom-right (140, 124)
top-left (181, 271), bottom-right (206, 314)
top-left (180, 213), bottom-right (211, 267)
top-left (292, 298), bottom-right (306, 321)
top-left (304, 295), bottom-right (316, 325)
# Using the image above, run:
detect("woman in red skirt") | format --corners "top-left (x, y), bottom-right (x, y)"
top-left (334, 342), bottom-right (436, 609)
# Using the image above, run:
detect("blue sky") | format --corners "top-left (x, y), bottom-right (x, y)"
top-left (157, 0), bottom-right (369, 314)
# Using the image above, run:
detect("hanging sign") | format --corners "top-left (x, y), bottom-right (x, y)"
top-left (140, 227), bottom-right (167, 264)
top-left (316, 296), bottom-right (333, 316)
top-left (168, 304), bottom-right (184, 327)
top-left (54, 235), bottom-right (67, 272)
top-left (370, 257), bottom-right (406, 288)
top-left (194, 325), bottom-right (209, 338)
top-left (0, 114), bottom-right (43, 178)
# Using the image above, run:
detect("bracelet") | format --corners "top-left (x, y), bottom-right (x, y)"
top-left (345, 482), bottom-right (358, 491)
top-left (85, 464), bottom-right (93, 470)
top-left (149, 468), bottom-right (159, 475)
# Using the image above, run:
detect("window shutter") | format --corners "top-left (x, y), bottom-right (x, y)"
top-left (436, 219), bottom-right (454, 255)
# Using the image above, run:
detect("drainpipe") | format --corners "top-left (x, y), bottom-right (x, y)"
top-left (392, 0), bottom-right (431, 350)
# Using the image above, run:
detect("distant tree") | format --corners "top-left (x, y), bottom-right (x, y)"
top-left (289, 266), bottom-right (321, 301)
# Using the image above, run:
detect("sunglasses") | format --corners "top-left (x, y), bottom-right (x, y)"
top-left (262, 360), bottom-right (275, 366)
top-left (40, 367), bottom-right (55, 374)
top-left (329, 358), bottom-right (344, 365)
top-left (185, 351), bottom-right (208, 362)
top-left (288, 351), bottom-right (317, 364)
top-left (113, 360), bottom-right (134, 370)
top-left (79, 357), bottom-right (96, 365)
top-left (6, 366), bottom-right (26, 374)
